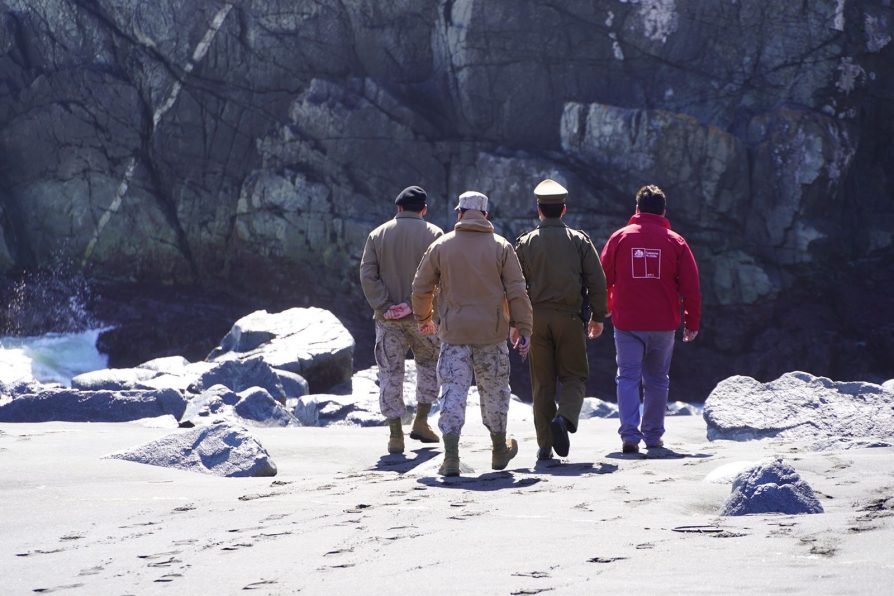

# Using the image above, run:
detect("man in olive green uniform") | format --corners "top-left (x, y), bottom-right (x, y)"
top-left (360, 186), bottom-right (444, 455)
top-left (514, 179), bottom-right (608, 460)
top-left (412, 191), bottom-right (534, 477)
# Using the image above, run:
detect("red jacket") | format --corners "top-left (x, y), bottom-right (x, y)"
top-left (600, 212), bottom-right (701, 332)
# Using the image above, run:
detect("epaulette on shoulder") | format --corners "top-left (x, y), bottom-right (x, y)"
top-left (515, 229), bottom-right (534, 245)
top-left (572, 227), bottom-right (593, 242)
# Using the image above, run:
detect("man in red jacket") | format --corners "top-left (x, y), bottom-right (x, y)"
top-left (600, 185), bottom-right (701, 454)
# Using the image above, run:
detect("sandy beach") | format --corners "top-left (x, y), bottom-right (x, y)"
top-left (3, 415), bottom-right (893, 594)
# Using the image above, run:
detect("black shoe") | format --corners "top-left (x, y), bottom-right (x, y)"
top-left (645, 439), bottom-right (664, 449)
top-left (622, 441), bottom-right (640, 454)
top-left (550, 416), bottom-right (570, 457)
top-left (537, 447), bottom-right (553, 461)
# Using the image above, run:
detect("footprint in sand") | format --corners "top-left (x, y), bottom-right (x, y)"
top-left (243, 579), bottom-right (279, 590)
top-left (32, 583), bottom-right (86, 593)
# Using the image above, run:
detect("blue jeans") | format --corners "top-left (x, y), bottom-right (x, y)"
top-left (614, 329), bottom-right (675, 446)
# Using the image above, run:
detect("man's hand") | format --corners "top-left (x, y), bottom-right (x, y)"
top-left (682, 328), bottom-right (699, 342)
top-left (509, 326), bottom-right (520, 345)
top-left (587, 321), bottom-right (604, 339)
top-left (384, 302), bottom-right (412, 320)
top-left (418, 320), bottom-right (437, 336)
top-left (513, 334), bottom-right (530, 360)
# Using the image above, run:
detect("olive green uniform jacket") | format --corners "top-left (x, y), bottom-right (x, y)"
top-left (360, 211), bottom-right (444, 320)
top-left (514, 219), bottom-right (608, 323)
top-left (412, 211), bottom-right (533, 345)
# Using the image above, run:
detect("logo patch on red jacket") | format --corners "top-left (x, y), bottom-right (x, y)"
top-left (631, 248), bottom-right (661, 279)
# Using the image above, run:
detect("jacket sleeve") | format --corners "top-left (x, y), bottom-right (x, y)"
top-left (502, 245), bottom-right (533, 337)
top-left (677, 241), bottom-right (701, 331)
top-left (581, 237), bottom-right (608, 323)
top-left (411, 245), bottom-right (439, 324)
top-left (600, 236), bottom-right (616, 316)
top-left (359, 235), bottom-right (390, 313)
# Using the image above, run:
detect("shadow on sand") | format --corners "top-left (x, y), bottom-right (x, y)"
top-left (515, 461), bottom-right (619, 477)
top-left (416, 471), bottom-right (542, 491)
top-left (371, 448), bottom-right (440, 474)
top-left (605, 447), bottom-right (713, 460)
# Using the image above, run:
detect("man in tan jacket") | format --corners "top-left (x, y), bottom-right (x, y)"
top-left (360, 186), bottom-right (444, 455)
top-left (412, 191), bottom-right (533, 477)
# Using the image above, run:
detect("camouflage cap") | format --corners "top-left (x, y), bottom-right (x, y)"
top-left (534, 179), bottom-right (567, 204)
top-left (455, 191), bottom-right (488, 212)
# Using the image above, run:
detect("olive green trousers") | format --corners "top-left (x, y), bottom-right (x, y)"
top-left (528, 308), bottom-right (589, 450)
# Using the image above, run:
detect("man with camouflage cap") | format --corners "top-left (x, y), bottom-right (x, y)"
top-left (360, 185), bottom-right (444, 455)
top-left (412, 191), bottom-right (533, 477)
top-left (515, 179), bottom-right (608, 460)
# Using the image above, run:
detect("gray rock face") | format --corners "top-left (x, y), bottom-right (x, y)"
top-left (720, 459), bottom-right (823, 516)
top-left (0, 388), bottom-right (185, 423)
top-left (208, 308), bottom-right (354, 393)
top-left (106, 422), bottom-right (277, 477)
top-left (704, 372), bottom-right (894, 450)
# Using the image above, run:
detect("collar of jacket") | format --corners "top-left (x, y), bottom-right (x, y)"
top-left (628, 212), bottom-right (670, 229)
top-left (395, 211), bottom-right (424, 220)
top-left (538, 218), bottom-right (567, 229)
top-left (454, 210), bottom-right (494, 233)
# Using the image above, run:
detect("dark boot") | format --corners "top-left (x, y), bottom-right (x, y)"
top-left (409, 402), bottom-right (439, 443)
top-left (491, 432), bottom-right (519, 470)
top-left (387, 418), bottom-right (404, 454)
top-left (439, 434), bottom-right (461, 476)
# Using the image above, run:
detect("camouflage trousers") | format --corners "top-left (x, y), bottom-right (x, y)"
top-left (437, 342), bottom-right (511, 436)
top-left (374, 317), bottom-right (440, 420)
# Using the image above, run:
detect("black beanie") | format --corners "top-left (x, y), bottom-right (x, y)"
top-left (395, 185), bottom-right (427, 206)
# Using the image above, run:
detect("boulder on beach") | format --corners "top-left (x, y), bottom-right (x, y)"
top-left (181, 384), bottom-right (297, 427)
top-left (189, 356), bottom-right (290, 403)
top-left (720, 458), bottom-right (823, 516)
top-left (0, 387), bottom-right (186, 423)
top-left (106, 422), bottom-right (277, 477)
top-left (233, 387), bottom-right (299, 426)
top-left (71, 367), bottom-right (159, 391)
top-left (207, 308), bottom-right (354, 393)
top-left (703, 372), bottom-right (894, 450)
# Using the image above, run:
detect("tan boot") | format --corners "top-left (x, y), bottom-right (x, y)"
top-left (438, 434), bottom-right (461, 476)
top-left (387, 418), bottom-right (404, 454)
top-left (491, 432), bottom-right (518, 470)
top-left (409, 403), bottom-right (440, 443)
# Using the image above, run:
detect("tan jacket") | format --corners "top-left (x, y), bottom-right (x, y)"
top-left (515, 218), bottom-right (608, 322)
top-left (412, 211), bottom-right (533, 345)
top-left (360, 211), bottom-right (443, 320)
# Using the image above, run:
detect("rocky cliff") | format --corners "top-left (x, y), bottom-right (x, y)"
top-left (1, 0), bottom-right (892, 400)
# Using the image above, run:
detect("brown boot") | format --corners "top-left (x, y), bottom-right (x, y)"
top-left (491, 432), bottom-right (518, 470)
top-left (409, 402), bottom-right (440, 443)
top-left (438, 434), bottom-right (461, 476)
top-left (387, 418), bottom-right (404, 454)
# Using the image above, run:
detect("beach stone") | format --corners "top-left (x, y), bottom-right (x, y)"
top-left (720, 459), bottom-right (823, 516)
top-left (704, 371), bottom-right (894, 450)
top-left (190, 355), bottom-right (287, 403)
top-left (883, 379), bottom-right (894, 393)
top-left (107, 422), bottom-right (277, 477)
top-left (0, 388), bottom-right (186, 422)
top-left (667, 401), bottom-right (703, 416)
top-left (208, 308), bottom-right (354, 393)
top-left (181, 384), bottom-right (238, 424)
top-left (137, 356), bottom-right (191, 374)
top-left (233, 387), bottom-right (298, 426)
top-left (71, 367), bottom-right (159, 391)
top-left (580, 398), bottom-right (619, 419)
top-left (273, 368), bottom-right (309, 399)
